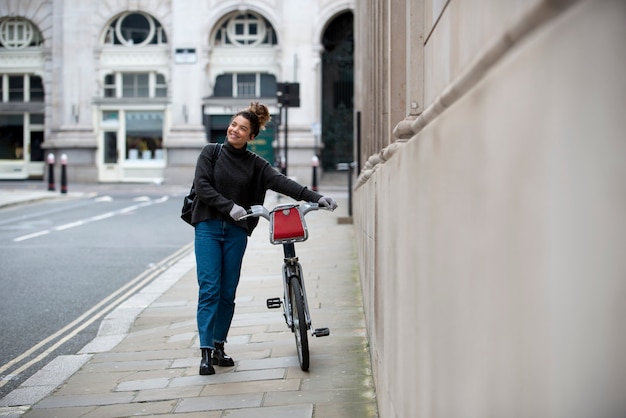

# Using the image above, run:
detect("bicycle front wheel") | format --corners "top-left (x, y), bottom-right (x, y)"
top-left (289, 276), bottom-right (310, 371)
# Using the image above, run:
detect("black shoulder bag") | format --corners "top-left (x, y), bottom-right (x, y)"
top-left (181, 144), bottom-right (222, 225)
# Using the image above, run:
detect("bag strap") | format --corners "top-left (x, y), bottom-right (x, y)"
top-left (189, 144), bottom-right (221, 195)
top-left (211, 143), bottom-right (222, 166)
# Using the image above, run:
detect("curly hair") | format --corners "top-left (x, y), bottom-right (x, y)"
top-left (234, 102), bottom-right (271, 138)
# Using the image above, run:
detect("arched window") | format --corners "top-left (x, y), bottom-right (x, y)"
top-left (214, 12), bottom-right (276, 47)
top-left (0, 17), bottom-right (43, 49)
top-left (103, 12), bottom-right (167, 46)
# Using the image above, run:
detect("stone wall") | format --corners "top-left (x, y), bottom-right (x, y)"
top-left (353, 1), bottom-right (626, 417)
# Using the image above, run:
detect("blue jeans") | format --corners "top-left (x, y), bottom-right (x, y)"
top-left (195, 219), bottom-right (248, 349)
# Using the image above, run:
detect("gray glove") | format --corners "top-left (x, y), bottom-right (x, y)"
top-left (318, 196), bottom-right (338, 210)
top-left (229, 203), bottom-right (247, 221)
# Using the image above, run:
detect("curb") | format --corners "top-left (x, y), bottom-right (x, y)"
top-left (0, 248), bottom-right (196, 414)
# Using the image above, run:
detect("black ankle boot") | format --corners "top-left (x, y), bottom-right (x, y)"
top-left (199, 348), bottom-right (215, 375)
top-left (212, 342), bottom-right (235, 367)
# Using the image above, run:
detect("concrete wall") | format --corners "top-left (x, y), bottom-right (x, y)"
top-left (354, 0), bottom-right (626, 417)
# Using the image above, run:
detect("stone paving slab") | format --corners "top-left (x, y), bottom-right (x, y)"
top-left (175, 393), bottom-right (265, 413)
top-left (221, 404), bottom-right (313, 418)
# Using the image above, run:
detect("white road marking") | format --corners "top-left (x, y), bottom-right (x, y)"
top-left (55, 220), bottom-right (86, 231)
top-left (13, 230), bottom-right (51, 242)
top-left (12, 196), bottom-right (168, 242)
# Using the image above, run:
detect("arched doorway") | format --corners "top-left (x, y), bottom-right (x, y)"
top-left (321, 12), bottom-right (354, 170)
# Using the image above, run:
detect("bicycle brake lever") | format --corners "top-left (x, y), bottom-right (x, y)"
top-left (241, 205), bottom-right (271, 221)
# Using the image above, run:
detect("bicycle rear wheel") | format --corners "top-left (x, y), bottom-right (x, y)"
top-left (289, 276), bottom-right (309, 371)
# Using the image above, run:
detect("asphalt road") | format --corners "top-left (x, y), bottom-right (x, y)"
top-left (0, 183), bottom-right (194, 399)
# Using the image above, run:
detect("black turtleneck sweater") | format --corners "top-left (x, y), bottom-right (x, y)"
top-left (190, 141), bottom-right (323, 235)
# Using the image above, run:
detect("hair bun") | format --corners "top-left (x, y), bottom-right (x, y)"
top-left (248, 102), bottom-right (271, 131)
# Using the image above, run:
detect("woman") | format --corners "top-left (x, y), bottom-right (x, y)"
top-left (190, 102), bottom-right (337, 375)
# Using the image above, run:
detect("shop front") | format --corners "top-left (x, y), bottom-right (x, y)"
top-left (98, 108), bottom-right (167, 183)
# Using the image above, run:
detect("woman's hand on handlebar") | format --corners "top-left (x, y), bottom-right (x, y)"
top-left (317, 196), bottom-right (338, 210)
top-left (229, 204), bottom-right (248, 221)
top-left (240, 205), bottom-right (270, 221)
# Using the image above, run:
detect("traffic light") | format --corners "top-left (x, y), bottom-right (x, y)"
top-left (276, 82), bottom-right (300, 107)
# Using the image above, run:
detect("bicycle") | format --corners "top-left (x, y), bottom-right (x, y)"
top-left (241, 202), bottom-right (332, 371)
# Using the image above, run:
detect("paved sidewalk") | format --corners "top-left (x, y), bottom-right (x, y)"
top-left (0, 181), bottom-right (100, 209)
top-left (0, 188), bottom-right (71, 208)
top-left (0, 180), bottom-right (377, 417)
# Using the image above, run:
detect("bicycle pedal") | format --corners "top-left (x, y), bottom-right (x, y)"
top-left (313, 327), bottom-right (330, 337)
top-left (266, 298), bottom-right (282, 309)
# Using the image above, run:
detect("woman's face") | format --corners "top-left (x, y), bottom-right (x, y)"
top-left (227, 115), bottom-right (253, 149)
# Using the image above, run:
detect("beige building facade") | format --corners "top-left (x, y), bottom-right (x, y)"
top-left (354, 0), bottom-right (625, 417)
top-left (0, 0), bottom-right (354, 184)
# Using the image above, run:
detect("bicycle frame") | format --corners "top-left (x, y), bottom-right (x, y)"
top-left (241, 202), bottom-right (331, 370)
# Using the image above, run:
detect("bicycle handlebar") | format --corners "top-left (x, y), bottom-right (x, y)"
top-left (240, 202), bottom-right (331, 222)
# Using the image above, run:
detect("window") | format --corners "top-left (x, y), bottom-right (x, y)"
top-left (30, 114), bottom-right (44, 124)
top-left (214, 12), bottom-right (276, 47)
top-left (232, 14), bottom-right (259, 45)
top-left (260, 73), bottom-right (277, 97)
top-left (0, 74), bottom-right (44, 103)
top-left (103, 132), bottom-right (117, 164)
top-left (214, 74), bottom-right (233, 97)
top-left (103, 12), bottom-right (167, 46)
top-left (123, 73), bottom-right (149, 97)
top-left (155, 74), bottom-right (167, 97)
top-left (213, 73), bottom-right (276, 98)
top-left (125, 111), bottom-right (163, 160)
top-left (100, 110), bottom-right (164, 163)
top-left (0, 115), bottom-right (24, 160)
top-left (237, 74), bottom-right (255, 97)
top-left (29, 114), bottom-right (44, 162)
top-left (0, 114), bottom-right (44, 161)
top-left (0, 85), bottom-right (45, 163)
top-left (30, 131), bottom-right (44, 162)
top-left (102, 111), bottom-right (119, 126)
top-left (0, 17), bottom-right (43, 49)
top-left (104, 74), bottom-right (116, 98)
top-left (102, 72), bottom-right (167, 98)
top-left (29, 76), bottom-right (44, 101)
top-left (8, 75), bottom-right (23, 102)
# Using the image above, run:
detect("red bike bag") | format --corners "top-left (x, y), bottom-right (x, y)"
top-left (270, 204), bottom-right (308, 244)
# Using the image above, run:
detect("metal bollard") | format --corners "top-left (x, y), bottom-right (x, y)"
top-left (60, 153), bottom-right (68, 194)
top-left (47, 153), bottom-right (55, 191)
top-left (336, 162), bottom-right (355, 217)
top-left (311, 155), bottom-right (319, 191)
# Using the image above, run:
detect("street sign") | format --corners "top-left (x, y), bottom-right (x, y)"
top-left (174, 48), bottom-right (197, 64)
